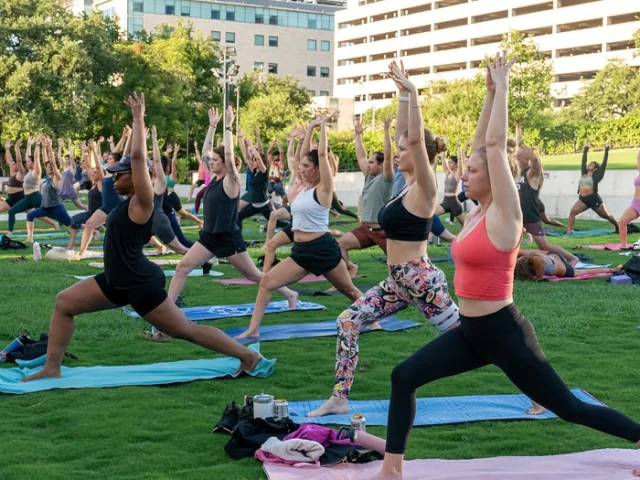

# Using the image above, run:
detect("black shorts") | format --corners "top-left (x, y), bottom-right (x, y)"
top-left (195, 179), bottom-right (205, 187)
top-left (199, 230), bottom-right (247, 258)
top-left (440, 195), bottom-right (463, 217)
top-left (94, 272), bottom-right (167, 317)
top-left (579, 193), bottom-right (603, 211)
top-left (290, 232), bottom-right (342, 276)
top-left (167, 191), bottom-right (183, 212)
top-left (6, 191), bottom-right (24, 207)
top-left (79, 180), bottom-right (92, 191)
top-left (282, 222), bottom-right (294, 242)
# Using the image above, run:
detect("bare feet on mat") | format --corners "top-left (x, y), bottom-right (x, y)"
top-left (369, 471), bottom-right (402, 480)
top-left (235, 329), bottom-right (259, 340)
top-left (22, 367), bottom-right (62, 383)
top-left (348, 262), bottom-right (359, 279)
top-left (235, 351), bottom-right (262, 375)
top-left (306, 396), bottom-right (349, 417)
top-left (526, 401), bottom-right (546, 416)
top-left (285, 290), bottom-right (299, 310)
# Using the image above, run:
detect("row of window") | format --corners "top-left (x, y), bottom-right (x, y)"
top-left (131, 0), bottom-right (335, 31)
top-left (254, 35), bottom-right (279, 47)
top-left (251, 62), bottom-right (331, 78)
top-left (307, 40), bottom-right (331, 51)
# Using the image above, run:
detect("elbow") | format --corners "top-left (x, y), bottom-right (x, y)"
top-left (485, 134), bottom-right (506, 150)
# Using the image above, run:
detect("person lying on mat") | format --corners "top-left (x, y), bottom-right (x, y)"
top-left (234, 112), bottom-right (363, 340)
top-left (514, 248), bottom-right (622, 281)
top-left (307, 60), bottom-right (459, 418)
top-left (566, 141), bottom-right (619, 236)
top-left (370, 52), bottom-right (640, 480)
top-left (23, 93), bottom-right (263, 383)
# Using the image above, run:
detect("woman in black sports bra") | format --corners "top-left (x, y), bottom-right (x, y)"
top-left (307, 61), bottom-right (459, 418)
top-left (23, 93), bottom-right (262, 383)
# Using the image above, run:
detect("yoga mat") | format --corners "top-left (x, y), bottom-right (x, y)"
top-left (70, 269), bottom-right (225, 281)
top-left (545, 229), bottom-right (613, 238)
top-left (264, 449), bottom-right (640, 480)
top-left (287, 389), bottom-right (602, 426)
top-left (292, 283), bottom-right (378, 297)
top-left (0, 343), bottom-right (273, 394)
top-left (10, 232), bottom-right (70, 239)
top-left (587, 244), bottom-right (623, 251)
top-left (544, 272), bottom-right (612, 282)
top-left (218, 275), bottom-right (364, 286)
top-left (88, 259), bottom-right (181, 269)
top-left (122, 299), bottom-right (326, 320)
top-left (80, 249), bottom-right (165, 259)
top-left (574, 261), bottom-right (611, 269)
top-left (224, 317), bottom-right (420, 344)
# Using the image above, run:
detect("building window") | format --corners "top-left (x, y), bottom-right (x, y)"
top-left (226, 32), bottom-right (235, 43)
top-left (255, 35), bottom-right (264, 46)
top-left (181, 4), bottom-right (190, 16)
top-left (308, 15), bottom-right (317, 29)
top-left (254, 62), bottom-right (264, 71)
top-left (255, 12), bottom-right (264, 24)
top-left (269, 14), bottom-right (278, 25)
top-left (268, 63), bottom-right (278, 74)
top-left (309, 90), bottom-right (316, 96)
top-left (211, 31), bottom-right (221, 42)
top-left (320, 67), bottom-right (330, 78)
top-left (226, 7), bottom-right (235, 21)
top-left (133, 0), bottom-right (143, 13)
top-left (165, 4), bottom-right (175, 15)
top-left (321, 40), bottom-right (330, 51)
top-left (320, 91), bottom-right (329, 96)
top-left (211, 8), bottom-right (220, 19)
top-left (307, 66), bottom-right (316, 76)
top-left (269, 36), bottom-right (278, 47)
top-left (307, 39), bottom-right (317, 50)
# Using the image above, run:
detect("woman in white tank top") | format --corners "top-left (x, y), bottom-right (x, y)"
top-left (235, 112), bottom-right (362, 340)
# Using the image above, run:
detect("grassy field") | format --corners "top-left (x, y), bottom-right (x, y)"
top-left (1, 214), bottom-right (639, 480)
top-left (540, 147), bottom-right (639, 170)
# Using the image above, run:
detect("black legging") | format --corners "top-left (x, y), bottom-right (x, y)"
top-left (237, 202), bottom-right (274, 231)
top-left (386, 304), bottom-right (640, 454)
top-left (331, 192), bottom-right (358, 219)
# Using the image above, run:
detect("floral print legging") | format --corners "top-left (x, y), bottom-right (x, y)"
top-left (333, 256), bottom-right (459, 399)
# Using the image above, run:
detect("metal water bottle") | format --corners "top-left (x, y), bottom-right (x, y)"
top-left (33, 242), bottom-right (41, 261)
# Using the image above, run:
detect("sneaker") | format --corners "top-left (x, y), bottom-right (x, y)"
top-left (213, 401), bottom-right (240, 434)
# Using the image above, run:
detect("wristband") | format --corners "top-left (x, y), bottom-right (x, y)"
top-left (398, 96), bottom-right (409, 102)
top-left (225, 127), bottom-right (232, 131)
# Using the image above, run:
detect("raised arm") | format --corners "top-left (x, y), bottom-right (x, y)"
top-left (456, 136), bottom-right (464, 179)
top-left (57, 138), bottom-right (63, 168)
top-left (67, 139), bottom-right (76, 168)
top-left (108, 135), bottom-right (116, 153)
top-left (123, 125), bottom-right (133, 156)
top-left (26, 136), bottom-right (33, 160)
top-left (87, 141), bottom-right (103, 182)
top-left (97, 136), bottom-right (104, 160)
top-left (394, 60), bottom-right (409, 147)
top-left (316, 112), bottom-right (339, 206)
top-left (353, 117), bottom-right (368, 175)
top-left (4, 140), bottom-right (14, 171)
top-left (485, 52), bottom-right (521, 221)
top-left (126, 93), bottom-right (154, 222)
top-left (151, 126), bottom-right (166, 194)
top-left (302, 117), bottom-right (323, 162)
top-left (170, 143), bottom-right (179, 182)
top-left (33, 141), bottom-right (42, 179)
top-left (48, 139), bottom-right (62, 183)
top-left (113, 127), bottom-right (128, 153)
top-left (223, 106), bottom-right (241, 197)
top-left (637, 145), bottom-right (640, 172)
top-left (382, 115), bottom-right (394, 181)
top-left (286, 130), bottom-right (297, 176)
top-left (255, 127), bottom-right (264, 155)
top-left (245, 138), bottom-right (267, 173)
top-left (389, 61), bottom-right (437, 203)
top-left (14, 139), bottom-right (25, 175)
top-left (202, 107), bottom-right (220, 159)
top-left (581, 142), bottom-right (589, 175)
top-left (592, 144), bottom-right (609, 183)
top-left (472, 65), bottom-right (497, 153)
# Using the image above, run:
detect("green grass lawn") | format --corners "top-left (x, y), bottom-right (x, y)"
top-left (541, 147), bottom-right (639, 170)
top-left (1, 215), bottom-right (639, 479)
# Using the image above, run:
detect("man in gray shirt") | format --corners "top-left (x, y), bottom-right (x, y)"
top-left (339, 117), bottom-right (394, 277)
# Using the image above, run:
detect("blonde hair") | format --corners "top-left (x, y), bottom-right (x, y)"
top-left (475, 143), bottom-right (520, 181)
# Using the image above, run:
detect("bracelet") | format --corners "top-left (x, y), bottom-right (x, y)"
top-left (225, 127), bottom-right (232, 131)
top-left (398, 96), bottom-right (409, 102)
top-left (209, 124), bottom-right (217, 128)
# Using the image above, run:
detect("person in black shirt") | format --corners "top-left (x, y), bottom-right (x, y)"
top-left (237, 139), bottom-right (275, 231)
top-left (23, 93), bottom-right (261, 383)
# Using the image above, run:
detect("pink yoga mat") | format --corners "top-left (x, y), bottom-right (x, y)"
top-left (264, 448), bottom-right (640, 479)
top-left (587, 244), bottom-right (622, 251)
top-left (544, 272), bottom-right (612, 282)
top-left (217, 275), bottom-right (364, 286)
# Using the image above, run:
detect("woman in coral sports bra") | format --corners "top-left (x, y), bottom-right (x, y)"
top-left (371, 52), bottom-right (640, 480)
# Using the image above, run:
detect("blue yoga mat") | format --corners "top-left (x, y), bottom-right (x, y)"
top-left (0, 343), bottom-right (272, 394)
top-left (225, 317), bottom-right (420, 344)
top-left (289, 389), bottom-right (603, 426)
top-left (123, 300), bottom-right (326, 320)
top-left (545, 229), bottom-right (613, 238)
top-left (71, 269), bottom-right (224, 281)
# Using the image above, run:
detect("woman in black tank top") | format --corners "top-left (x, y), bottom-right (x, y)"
top-left (23, 94), bottom-right (262, 384)
top-left (167, 106), bottom-right (298, 314)
top-left (236, 140), bottom-right (275, 231)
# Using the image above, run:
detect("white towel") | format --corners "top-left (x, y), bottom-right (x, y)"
top-left (261, 437), bottom-right (325, 463)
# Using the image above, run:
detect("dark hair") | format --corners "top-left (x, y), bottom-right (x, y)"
top-left (110, 151), bottom-right (123, 162)
top-left (373, 151), bottom-right (384, 164)
top-left (161, 155), bottom-right (169, 174)
top-left (305, 149), bottom-right (319, 167)
top-left (400, 128), bottom-right (446, 166)
top-left (271, 149), bottom-right (280, 158)
top-left (448, 155), bottom-right (458, 163)
top-left (212, 146), bottom-right (225, 162)
top-left (514, 255), bottom-right (537, 281)
top-left (589, 161), bottom-right (600, 170)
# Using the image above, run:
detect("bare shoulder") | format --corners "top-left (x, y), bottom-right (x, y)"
top-left (404, 184), bottom-right (433, 218)
top-left (485, 205), bottom-right (521, 251)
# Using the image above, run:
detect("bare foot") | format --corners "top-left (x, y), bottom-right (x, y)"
top-left (332, 211), bottom-right (340, 220)
top-left (5, 231), bottom-right (13, 238)
top-left (306, 396), bottom-right (349, 417)
top-left (157, 245), bottom-right (167, 255)
top-left (236, 350), bottom-right (261, 375)
top-left (285, 290), bottom-right (299, 310)
top-left (526, 401), bottom-right (546, 416)
top-left (22, 368), bottom-right (62, 383)
top-left (611, 265), bottom-right (623, 273)
top-left (368, 470), bottom-right (402, 480)
top-left (348, 262), bottom-right (359, 279)
top-left (235, 329), bottom-right (259, 340)
top-left (92, 230), bottom-right (100, 241)
top-left (370, 321), bottom-right (381, 331)
top-left (52, 223), bottom-right (60, 231)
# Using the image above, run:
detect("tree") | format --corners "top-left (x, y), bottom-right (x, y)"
top-left (567, 59), bottom-right (640, 122)
top-left (498, 29), bottom-right (554, 134)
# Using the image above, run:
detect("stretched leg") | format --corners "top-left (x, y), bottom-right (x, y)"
top-left (331, 192), bottom-right (359, 219)
top-left (0, 201), bottom-right (10, 214)
top-left (72, 198), bottom-right (87, 210)
top-left (306, 280), bottom-right (410, 417)
top-left (322, 260), bottom-right (362, 302)
top-left (263, 231), bottom-right (291, 273)
top-left (168, 213), bottom-right (195, 248)
top-left (148, 236), bottom-right (167, 254)
top-left (37, 216), bottom-right (59, 229)
top-left (594, 203), bottom-right (619, 230)
top-left (408, 262), bottom-right (460, 332)
top-left (237, 204), bottom-right (257, 232)
top-left (338, 232), bottom-right (362, 278)
top-left (266, 208), bottom-right (289, 242)
top-left (78, 209), bottom-right (107, 256)
top-left (167, 237), bottom-right (189, 255)
top-left (177, 208), bottom-right (203, 227)
top-left (67, 228), bottom-right (79, 250)
top-left (455, 213), bottom-right (466, 226)
top-left (22, 278), bottom-right (118, 382)
top-left (541, 211), bottom-right (563, 228)
top-left (143, 299), bottom-right (260, 373)
top-left (566, 200), bottom-right (588, 234)
top-left (167, 242), bottom-right (215, 303)
top-left (618, 207), bottom-right (640, 248)
top-left (532, 235), bottom-right (573, 260)
top-left (234, 257), bottom-right (307, 339)
top-left (7, 196), bottom-right (32, 233)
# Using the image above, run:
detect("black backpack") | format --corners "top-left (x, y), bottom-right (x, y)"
top-left (0, 235), bottom-right (27, 250)
top-left (5, 333), bottom-right (77, 362)
top-left (621, 256), bottom-right (640, 284)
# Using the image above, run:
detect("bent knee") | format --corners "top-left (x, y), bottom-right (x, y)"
top-left (258, 273), bottom-right (277, 290)
top-left (390, 363), bottom-right (415, 390)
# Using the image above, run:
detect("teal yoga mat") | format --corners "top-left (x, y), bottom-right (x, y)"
top-left (71, 269), bottom-right (224, 281)
top-left (545, 229), bottom-right (613, 238)
top-left (0, 343), bottom-right (272, 394)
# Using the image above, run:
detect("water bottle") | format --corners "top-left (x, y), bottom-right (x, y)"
top-left (33, 242), bottom-right (42, 261)
top-left (0, 332), bottom-right (32, 363)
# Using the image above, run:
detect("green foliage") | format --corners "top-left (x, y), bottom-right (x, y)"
top-left (328, 129), bottom-right (385, 171)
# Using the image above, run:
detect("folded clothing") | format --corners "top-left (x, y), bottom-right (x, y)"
top-left (256, 437), bottom-right (324, 467)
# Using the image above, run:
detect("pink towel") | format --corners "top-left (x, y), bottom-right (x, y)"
top-left (587, 244), bottom-right (622, 251)
top-left (544, 272), bottom-right (612, 282)
top-left (263, 448), bottom-right (640, 479)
